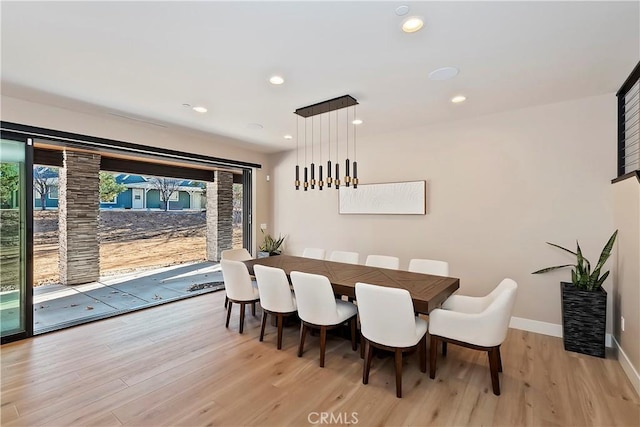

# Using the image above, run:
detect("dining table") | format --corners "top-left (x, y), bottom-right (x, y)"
top-left (243, 255), bottom-right (460, 314)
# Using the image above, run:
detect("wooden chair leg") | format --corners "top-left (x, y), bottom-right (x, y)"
top-left (442, 341), bottom-right (447, 356)
top-left (224, 296), bottom-right (228, 308)
top-left (225, 301), bottom-right (233, 328)
top-left (419, 334), bottom-right (427, 373)
top-left (488, 347), bottom-right (501, 396)
top-left (363, 340), bottom-right (373, 384)
top-left (239, 303), bottom-right (246, 333)
top-left (360, 334), bottom-right (365, 359)
top-left (251, 301), bottom-right (256, 316)
top-left (319, 326), bottom-right (327, 368)
top-left (259, 311), bottom-right (268, 342)
top-left (394, 348), bottom-right (403, 398)
top-left (276, 314), bottom-right (284, 350)
top-left (429, 335), bottom-right (438, 379)
top-left (350, 318), bottom-right (357, 351)
top-left (298, 324), bottom-right (308, 357)
top-left (497, 346), bottom-right (503, 372)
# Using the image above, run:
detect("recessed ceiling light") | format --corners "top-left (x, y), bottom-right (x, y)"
top-left (395, 5), bottom-right (409, 16)
top-left (429, 67), bottom-right (459, 81)
top-left (451, 95), bottom-right (467, 104)
top-left (402, 16), bottom-right (424, 33)
top-left (247, 123), bottom-right (263, 130)
top-left (284, 134), bottom-right (293, 140)
top-left (352, 119), bottom-right (363, 125)
top-left (192, 106), bottom-right (208, 113)
top-left (269, 75), bottom-right (285, 85)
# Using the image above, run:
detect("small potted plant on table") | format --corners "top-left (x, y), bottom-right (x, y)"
top-left (532, 230), bottom-right (617, 358)
top-left (258, 230), bottom-right (286, 258)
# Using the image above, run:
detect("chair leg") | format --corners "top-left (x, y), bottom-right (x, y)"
top-left (419, 334), bottom-right (427, 373)
top-left (488, 347), bottom-right (501, 396)
top-left (442, 341), bottom-right (447, 356)
top-left (224, 296), bottom-right (228, 308)
top-left (259, 311), bottom-right (268, 342)
top-left (363, 339), bottom-right (373, 384)
top-left (429, 335), bottom-right (438, 379)
top-left (394, 348), bottom-right (403, 398)
top-left (276, 314), bottom-right (284, 350)
top-left (225, 301), bottom-right (233, 328)
top-left (239, 303), bottom-right (246, 334)
top-left (360, 334), bottom-right (365, 359)
top-left (497, 346), bottom-right (503, 372)
top-left (319, 326), bottom-right (327, 368)
top-left (298, 324), bottom-right (308, 357)
top-left (251, 301), bottom-right (256, 316)
top-left (350, 317), bottom-right (357, 351)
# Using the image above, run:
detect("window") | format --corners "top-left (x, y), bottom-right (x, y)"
top-left (101, 194), bottom-right (117, 204)
top-left (617, 62), bottom-right (640, 177)
top-left (48, 185), bottom-right (58, 199)
top-left (168, 192), bottom-right (179, 202)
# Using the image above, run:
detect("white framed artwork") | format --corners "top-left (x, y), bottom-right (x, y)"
top-left (339, 180), bottom-right (426, 215)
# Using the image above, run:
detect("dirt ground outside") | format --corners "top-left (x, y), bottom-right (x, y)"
top-left (34, 210), bottom-right (242, 286)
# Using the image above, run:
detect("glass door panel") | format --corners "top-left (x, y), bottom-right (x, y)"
top-left (1, 138), bottom-right (32, 341)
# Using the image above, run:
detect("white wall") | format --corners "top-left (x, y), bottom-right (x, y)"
top-left (269, 94), bottom-right (617, 328)
top-left (613, 175), bottom-right (640, 390)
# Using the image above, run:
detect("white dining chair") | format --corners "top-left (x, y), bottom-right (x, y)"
top-left (428, 278), bottom-right (518, 395)
top-left (253, 265), bottom-right (297, 349)
top-left (408, 258), bottom-right (450, 276)
top-left (221, 248), bottom-right (254, 308)
top-left (356, 282), bottom-right (428, 398)
top-left (329, 250), bottom-right (360, 265)
top-left (365, 255), bottom-right (400, 270)
top-left (220, 259), bottom-right (260, 334)
top-left (290, 271), bottom-right (358, 367)
top-left (302, 247), bottom-right (326, 260)
top-left (221, 248), bottom-right (252, 262)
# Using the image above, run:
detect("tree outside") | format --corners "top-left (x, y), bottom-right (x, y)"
top-left (232, 183), bottom-right (243, 227)
top-left (0, 163), bottom-right (19, 208)
top-left (149, 177), bottom-right (181, 211)
top-left (99, 172), bottom-right (127, 203)
top-left (33, 166), bottom-right (58, 210)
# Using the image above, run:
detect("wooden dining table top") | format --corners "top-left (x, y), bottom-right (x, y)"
top-left (243, 255), bottom-right (460, 314)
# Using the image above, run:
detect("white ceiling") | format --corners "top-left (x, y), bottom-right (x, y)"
top-left (1, 1), bottom-right (639, 153)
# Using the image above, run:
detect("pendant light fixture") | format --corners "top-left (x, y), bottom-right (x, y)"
top-left (294, 95), bottom-right (360, 191)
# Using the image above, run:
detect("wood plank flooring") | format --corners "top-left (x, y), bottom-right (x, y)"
top-left (1, 291), bottom-right (638, 426)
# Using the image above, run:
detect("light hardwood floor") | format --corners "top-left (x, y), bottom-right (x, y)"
top-left (1, 291), bottom-right (638, 426)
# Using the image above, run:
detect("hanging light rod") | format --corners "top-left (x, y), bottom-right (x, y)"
top-left (293, 95), bottom-right (360, 191)
top-left (294, 95), bottom-right (358, 118)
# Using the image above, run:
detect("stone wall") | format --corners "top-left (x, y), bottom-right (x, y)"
top-left (58, 151), bottom-right (101, 285)
top-left (206, 170), bottom-right (233, 261)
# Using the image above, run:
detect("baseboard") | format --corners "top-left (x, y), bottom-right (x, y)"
top-left (509, 316), bottom-right (562, 337)
top-left (612, 336), bottom-right (640, 396)
top-left (509, 316), bottom-right (613, 347)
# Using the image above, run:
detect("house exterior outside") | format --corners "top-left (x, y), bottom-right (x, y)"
top-left (34, 170), bottom-right (206, 211)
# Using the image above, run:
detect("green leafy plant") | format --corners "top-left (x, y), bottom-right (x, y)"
top-left (259, 230), bottom-right (286, 255)
top-left (532, 230), bottom-right (618, 291)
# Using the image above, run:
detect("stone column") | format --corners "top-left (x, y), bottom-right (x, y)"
top-left (59, 151), bottom-right (101, 285)
top-left (206, 170), bottom-right (233, 261)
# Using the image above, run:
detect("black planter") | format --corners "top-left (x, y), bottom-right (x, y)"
top-left (560, 282), bottom-right (606, 358)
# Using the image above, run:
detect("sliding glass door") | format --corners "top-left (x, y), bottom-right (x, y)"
top-left (0, 137), bottom-right (33, 343)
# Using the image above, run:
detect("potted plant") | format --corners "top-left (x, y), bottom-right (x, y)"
top-left (258, 230), bottom-right (286, 258)
top-left (532, 230), bottom-right (618, 358)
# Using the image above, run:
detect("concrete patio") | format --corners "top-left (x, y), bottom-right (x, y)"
top-left (32, 261), bottom-right (223, 333)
